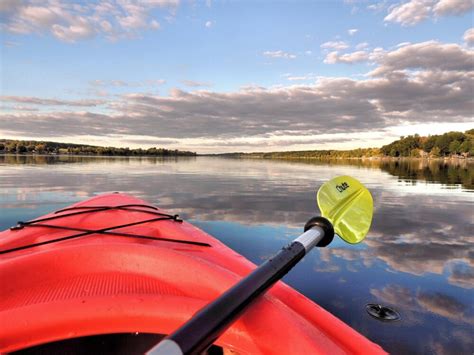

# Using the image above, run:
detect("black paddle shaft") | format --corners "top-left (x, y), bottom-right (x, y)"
top-left (147, 216), bottom-right (334, 355)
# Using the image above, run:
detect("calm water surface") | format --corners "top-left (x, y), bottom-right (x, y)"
top-left (0, 155), bottom-right (473, 354)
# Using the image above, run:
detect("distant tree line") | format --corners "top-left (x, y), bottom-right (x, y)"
top-left (380, 129), bottom-right (474, 158)
top-left (221, 129), bottom-right (473, 160)
top-left (223, 147), bottom-right (382, 160)
top-left (0, 139), bottom-right (196, 157)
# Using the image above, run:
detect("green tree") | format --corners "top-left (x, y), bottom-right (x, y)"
top-left (446, 131), bottom-right (465, 142)
top-left (435, 134), bottom-right (451, 155)
top-left (423, 136), bottom-right (437, 152)
top-left (16, 143), bottom-right (27, 153)
top-left (449, 140), bottom-right (461, 154)
top-left (459, 140), bottom-right (471, 154)
top-left (430, 146), bottom-right (441, 157)
top-left (5, 142), bottom-right (16, 152)
top-left (35, 144), bottom-right (46, 153)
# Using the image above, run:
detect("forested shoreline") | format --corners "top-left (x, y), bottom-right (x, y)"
top-left (1, 129), bottom-right (472, 159)
top-left (379, 130), bottom-right (473, 158)
top-left (0, 139), bottom-right (196, 157)
top-left (220, 129), bottom-right (474, 160)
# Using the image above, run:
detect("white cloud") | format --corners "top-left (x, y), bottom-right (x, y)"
top-left (369, 41), bottom-right (473, 75)
top-left (181, 80), bottom-right (213, 87)
top-left (367, 1), bottom-right (388, 12)
top-left (142, 0), bottom-right (180, 7)
top-left (323, 51), bottom-right (339, 64)
top-left (0, 0), bottom-right (178, 42)
top-left (348, 28), bottom-right (358, 36)
top-left (356, 42), bottom-right (369, 50)
top-left (324, 50), bottom-right (370, 64)
top-left (320, 41), bottom-right (349, 50)
top-left (146, 79), bottom-right (167, 86)
top-left (150, 20), bottom-right (161, 29)
top-left (205, 20), bottom-right (213, 28)
top-left (385, 0), bottom-right (474, 26)
top-left (89, 79), bottom-right (166, 87)
top-left (396, 41), bottom-right (411, 47)
top-left (51, 18), bottom-right (96, 42)
top-left (285, 74), bottom-right (317, 81)
top-left (0, 0), bottom-right (21, 12)
top-left (3, 40), bottom-right (19, 47)
top-left (384, 0), bottom-right (433, 26)
top-left (262, 50), bottom-right (297, 59)
top-left (325, 41), bottom-right (473, 78)
top-left (433, 0), bottom-right (474, 15)
top-left (1, 105), bottom-right (39, 112)
top-left (100, 20), bottom-right (113, 33)
top-left (1, 96), bottom-right (105, 107)
top-left (464, 28), bottom-right (474, 45)
top-left (286, 76), bottom-right (309, 81)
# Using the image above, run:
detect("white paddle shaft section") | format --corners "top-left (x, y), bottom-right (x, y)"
top-left (148, 339), bottom-right (183, 355)
top-left (294, 226), bottom-right (324, 252)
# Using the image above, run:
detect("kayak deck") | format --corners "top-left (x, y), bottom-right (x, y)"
top-left (0, 193), bottom-right (386, 354)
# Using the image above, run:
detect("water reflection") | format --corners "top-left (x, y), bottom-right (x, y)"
top-left (217, 157), bottom-right (473, 190)
top-left (0, 155), bottom-right (473, 354)
top-left (1, 155), bottom-right (472, 189)
top-left (370, 285), bottom-right (473, 354)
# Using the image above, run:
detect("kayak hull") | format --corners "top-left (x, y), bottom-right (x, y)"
top-left (0, 193), bottom-right (386, 354)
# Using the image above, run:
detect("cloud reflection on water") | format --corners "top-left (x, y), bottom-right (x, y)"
top-left (1, 155), bottom-right (472, 286)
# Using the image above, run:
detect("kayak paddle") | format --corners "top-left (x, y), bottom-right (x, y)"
top-left (147, 175), bottom-right (374, 355)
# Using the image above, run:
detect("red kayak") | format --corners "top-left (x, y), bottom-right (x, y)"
top-left (0, 193), bottom-right (385, 354)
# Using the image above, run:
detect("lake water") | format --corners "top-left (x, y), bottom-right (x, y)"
top-left (0, 155), bottom-right (472, 354)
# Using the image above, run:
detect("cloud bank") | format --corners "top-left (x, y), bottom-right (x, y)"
top-left (385, 0), bottom-right (474, 26)
top-left (0, 0), bottom-right (179, 42)
top-left (1, 40), bottom-right (473, 152)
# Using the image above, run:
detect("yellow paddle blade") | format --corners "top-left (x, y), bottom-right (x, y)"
top-left (317, 175), bottom-right (373, 244)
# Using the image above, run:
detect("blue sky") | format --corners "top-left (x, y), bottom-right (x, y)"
top-left (1, 0), bottom-right (473, 153)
